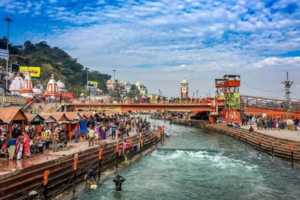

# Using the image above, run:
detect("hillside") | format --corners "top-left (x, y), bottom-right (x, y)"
top-left (0, 39), bottom-right (111, 96)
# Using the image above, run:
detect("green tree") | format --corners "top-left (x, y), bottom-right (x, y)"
top-left (127, 84), bottom-right (141, 99)
top-left (1, 39), bottom-right (111, 96)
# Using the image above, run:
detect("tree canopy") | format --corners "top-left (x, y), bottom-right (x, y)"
top-left (0, 39), bottom-right (111, 96)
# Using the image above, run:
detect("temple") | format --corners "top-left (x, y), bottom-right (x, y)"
top-left (9, 73), bottom-right (25, 96)
top-left (19, 72), bottom-right (33, 98)
top-left (44, 74), bottom-right (59, 100)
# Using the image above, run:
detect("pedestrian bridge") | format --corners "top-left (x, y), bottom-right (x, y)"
top-left (63, 95), bottom-right (300, 119)
top-left (64, 102), bottom-right (218, 113)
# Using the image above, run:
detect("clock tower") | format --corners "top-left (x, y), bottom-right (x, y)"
top-left (180, 80), bottom-right (189, 99)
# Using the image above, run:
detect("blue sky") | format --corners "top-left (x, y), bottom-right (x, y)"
top-left (0, 0), bottom-right (300, 98)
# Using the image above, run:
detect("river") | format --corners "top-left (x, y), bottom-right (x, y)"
top-left (78, 119), bottom-right (300, 200)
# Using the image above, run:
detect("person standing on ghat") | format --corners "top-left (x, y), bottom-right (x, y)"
top-left (111, 122), bottom-right (117, 140)
top-left (16, 133), bottom-right (24, 160)
top-left (100, 125), bottom-right (107, 140)
top-left (88, 125), bottom-right (96, 146)
top-left (79, 117), bottom-right (88, 141)
top-left (51, 127), bottom-right (59, 152)
top-left (23, 131), bottom-right (31, 158)
top-left (73, 124), bottom-right (80, 143)
top-left (8, 136), bottom-right (16, 160)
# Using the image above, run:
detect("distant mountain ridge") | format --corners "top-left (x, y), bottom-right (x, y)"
top-left (0, 38), bottom-right (111, 96)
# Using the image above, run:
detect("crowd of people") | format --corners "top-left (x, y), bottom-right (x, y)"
top-left (0, 112), bottom-right (153, 161)
top-left (73, 113), bottom-right (152, 147)
top-left (242, 115), bottom-right (300, 131)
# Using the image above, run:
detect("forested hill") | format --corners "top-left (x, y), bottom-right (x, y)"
top-left (0, 38), bottom-right (111, 95)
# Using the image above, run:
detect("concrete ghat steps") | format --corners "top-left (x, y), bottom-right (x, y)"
top-left (171, 119), bottom-right (300, 163)
top-left (0, 133), bottom-right (160, 200)
top-left (206, 124), bottom-right (300, 162)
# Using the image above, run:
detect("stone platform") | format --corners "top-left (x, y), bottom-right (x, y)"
top-left (0, 135), bottom-right (124, 178)
top-left (242, 125), bottom-right (300, 142)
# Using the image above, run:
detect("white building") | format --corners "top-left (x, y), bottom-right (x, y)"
top-left (135, 81), bottom-right (148, 96)
top-left (9, 73), bottom-right (24, 96)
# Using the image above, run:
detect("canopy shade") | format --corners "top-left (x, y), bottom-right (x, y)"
top-left (0, 107), bottom-right (27, 124)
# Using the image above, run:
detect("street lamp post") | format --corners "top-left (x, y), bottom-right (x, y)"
top-left (4, 17), bottom-right (12, 95)
top-left (86, 67), bottom-right (89, 90)
top-left (113, 69), bottom-right (116, 81)
top-left (86, 67), bottom-right (90, 102)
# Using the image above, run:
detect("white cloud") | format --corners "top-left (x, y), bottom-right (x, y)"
top-left (253, 57), bottom-right (300, 68)
top-left (1, 0), bottom-right (300, 98)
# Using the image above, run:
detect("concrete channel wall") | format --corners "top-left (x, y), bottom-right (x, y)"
top-left (0, 133), bottom-right (160, 200)
top-left (171, 119), bottom-right (300, 163)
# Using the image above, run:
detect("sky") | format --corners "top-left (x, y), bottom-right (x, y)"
top-left (0, 0), bottom-right (300, 98)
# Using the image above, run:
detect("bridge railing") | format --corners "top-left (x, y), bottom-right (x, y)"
top-left (241, 95), bottom-right (300, 112)
top-left (71, 98), bottom-right (220, 105)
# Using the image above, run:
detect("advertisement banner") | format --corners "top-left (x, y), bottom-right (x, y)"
top-left (19, 66), bottom-right (41, 78)
top-left (225, 93), bottom-right (240, 109)
top-left (87, 81), bottom-right (98, 88)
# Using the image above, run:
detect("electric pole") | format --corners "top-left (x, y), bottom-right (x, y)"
top-left (86, 67), bottom-right (89, 89)
top-left (113, 69), bottom-right (116, 81)
top-left (282, 72), bottom-right (293, 112)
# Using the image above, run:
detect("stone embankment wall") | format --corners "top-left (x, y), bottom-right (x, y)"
top-left (0, 133), bottom-right (160, 200)
top-left (170, 119), bottom-right (300, 163)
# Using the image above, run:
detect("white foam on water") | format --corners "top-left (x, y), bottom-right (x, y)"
top-left (153, 150), bottom-right (258, 171)
top-left (153, 150), bottom-right (186, 160)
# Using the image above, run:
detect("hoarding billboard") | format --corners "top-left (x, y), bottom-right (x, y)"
top-left (225, 93), bottom-right (240, 109)
top-left (87, 81), bottom-right (98, 88)
top-left (19, 66), bottom-right (41, 78)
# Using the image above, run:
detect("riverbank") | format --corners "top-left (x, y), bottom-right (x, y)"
top-left (0, 131), bottom-right (160, 200)
top-left (169, 118), bottom-right (300, 164)
top-left (55, 143), bottom-right (157, 200)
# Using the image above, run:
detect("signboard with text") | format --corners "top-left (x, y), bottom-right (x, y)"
top-left (19, 66), bottom-right (41, 78)
top-left (225, 93), bottom-right (241, 109)
top-left (87, 81), bottom-right (98, 88)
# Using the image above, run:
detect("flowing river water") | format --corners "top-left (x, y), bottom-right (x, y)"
top-left (78, 119), bottom-right (300, 200)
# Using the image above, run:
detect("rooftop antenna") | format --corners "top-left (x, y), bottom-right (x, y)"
top-left (158, 89), bottom-right (162, 97)
top-left (282, 72), bottom-right (293, 112)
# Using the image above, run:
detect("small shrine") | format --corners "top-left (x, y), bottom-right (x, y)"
top-left (9, 73), bottom-right (24, 96)
top-left (44, 74), bottom-right (59, 100)
top-left (57, 80), bottom-right (66, 92)
top-left (19, 72), bottom-right (33, 98)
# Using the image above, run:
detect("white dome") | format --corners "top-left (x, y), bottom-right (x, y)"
top-left (135, 81), bottom-right (141, 86)
top-left (9, 74), bottom-right (24, 92)
top-left (23, 72), bottom-right (31, 81)
top-left (180, 79), bottom-right (188, 84)
top-left (46, 74), bottom-right (58, 94)
top-left (47, 74), bottom-right (56, 85)
top-left (57, 80), bottom-right (65, 89)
